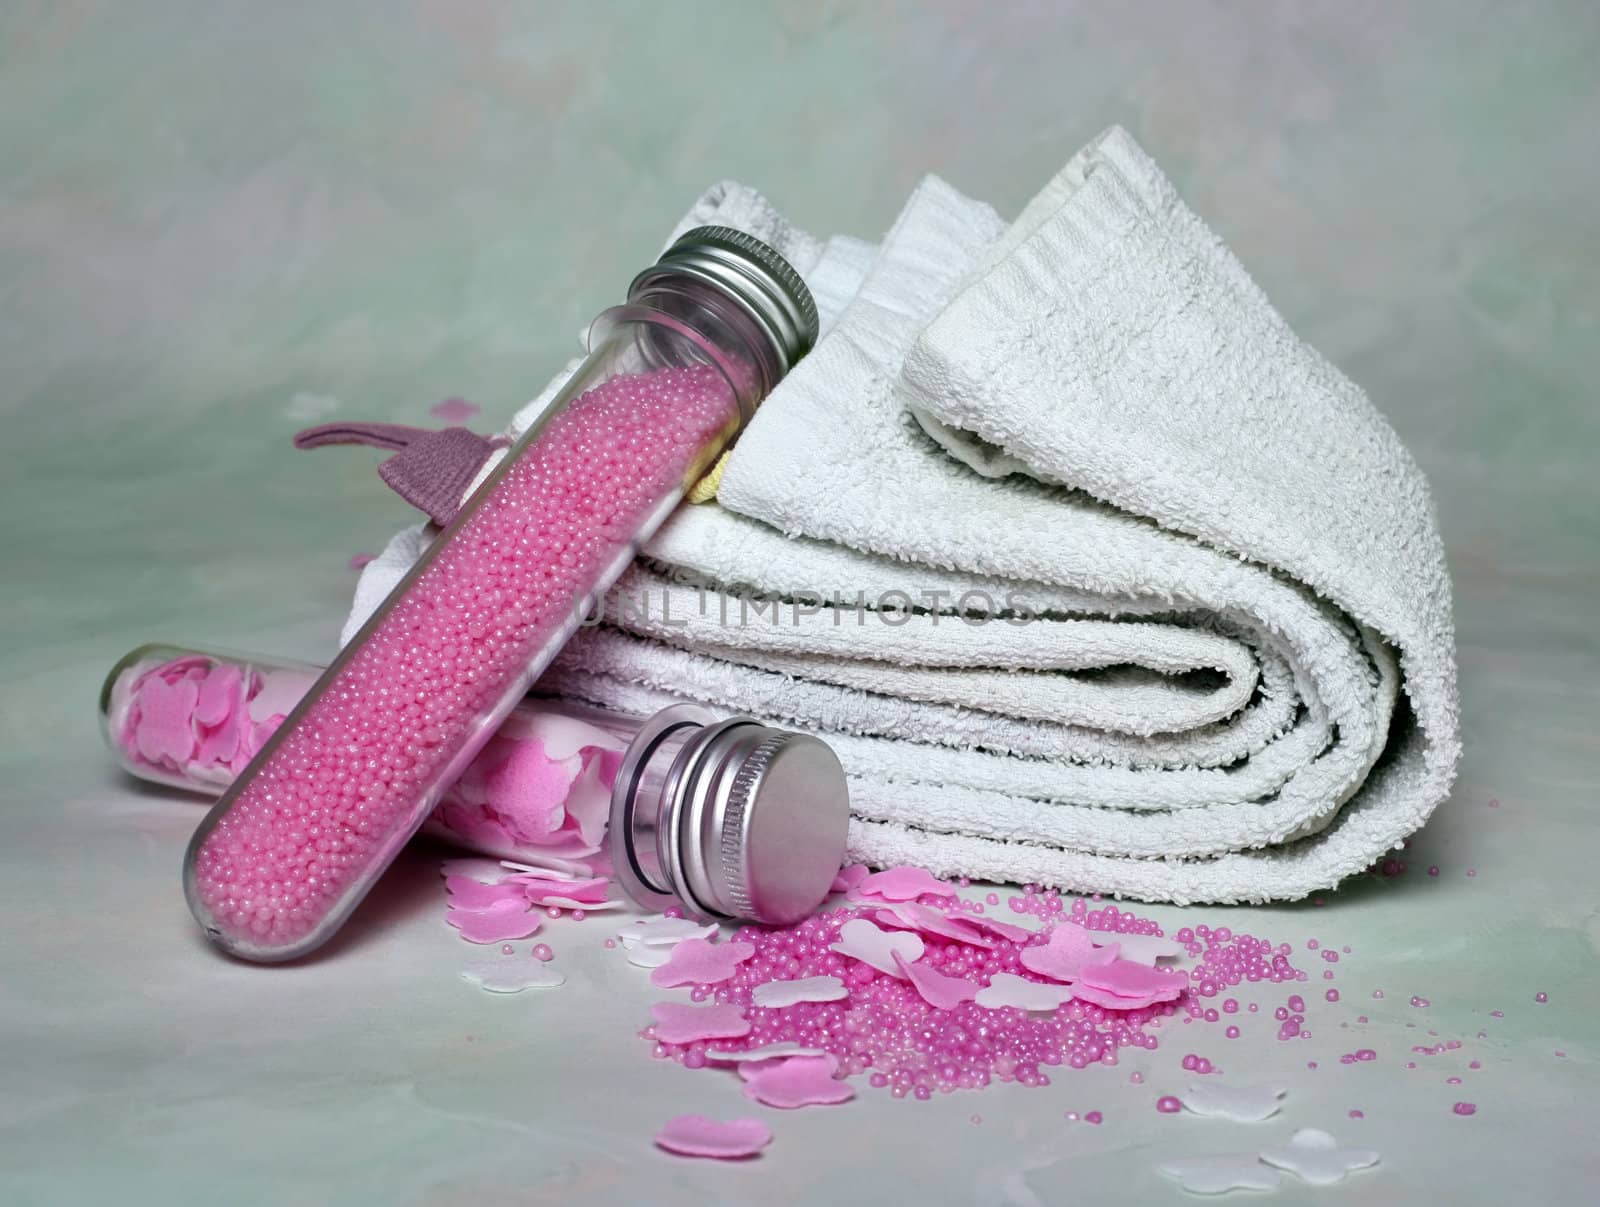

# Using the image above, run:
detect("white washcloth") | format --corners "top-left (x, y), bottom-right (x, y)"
top-left (348, 128), bottom-right (1459, 904)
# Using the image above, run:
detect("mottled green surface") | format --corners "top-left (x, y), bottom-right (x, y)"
top-left (2, 3), bottom-right (1596, 1204)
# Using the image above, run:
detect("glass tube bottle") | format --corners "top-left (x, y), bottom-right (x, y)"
top-left (183, 229), bottom-right (818, 961)
top-left (107, 643), bottom-right (849, 927)
top-left (103, 643), bottom-right (632, 870)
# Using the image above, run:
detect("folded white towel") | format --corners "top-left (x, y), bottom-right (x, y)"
top-left (347, 127), bottom-right (1459, 905)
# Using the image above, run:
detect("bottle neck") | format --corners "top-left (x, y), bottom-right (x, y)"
top-left (625, 274), bottom-right (787, 416)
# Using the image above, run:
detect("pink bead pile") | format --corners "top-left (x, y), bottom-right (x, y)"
top-left (643, 887), bottom-right (1308, 1100)
top-left (190, 366), bottom-right (737, 950)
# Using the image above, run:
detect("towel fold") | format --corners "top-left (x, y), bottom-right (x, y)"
top-left (346, 127), bottom-right (1459, 905)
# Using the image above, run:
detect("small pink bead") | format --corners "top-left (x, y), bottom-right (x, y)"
top-left (1453, 1102), bottom-right (1477, 1116)
top-left (532, 944), bottom-right (554, 962)
top-left (1156, 1096), bottom-right (1182, 1114)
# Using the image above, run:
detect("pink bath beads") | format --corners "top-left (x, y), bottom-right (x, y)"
top-left (654, 1115), bottom-right (771, 1160)
top-left (185, 367), bottom-right (738, 959)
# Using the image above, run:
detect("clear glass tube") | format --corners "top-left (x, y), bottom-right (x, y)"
top-left (103, 644), bottom-right (635, 871)
top-left (183, 240), bottom-right (808, 961)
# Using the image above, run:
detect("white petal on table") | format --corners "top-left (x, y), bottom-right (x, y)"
top-left (974, 972), bottom-right (1074, 1012)
top-left (538, 897), bottom-right (624, 911)
top-left (625, 943), bottom-right (675, 969)
top-left (1181, 1082), bottom-right (1290, 1122)
top-left (1259, 1128), bottom-right (1380, 1186)
top-left (1158, 1154), bottom-right (1284, 1195)
top-left (460, 961), bottom-right (566, 993)
top-left (1095, 932), bottom-right (1187, 963)
top-left (828, 918), bottom-right (923, 977)
top-left (617, 916), bottom-right (720, 947)
top-left (752, 975), bottom-right (849, 1007)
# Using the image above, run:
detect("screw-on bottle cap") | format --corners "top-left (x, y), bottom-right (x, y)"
top-left (630, 226), bottom-right (819, 376)
top-left (610, 705), bottom-right (849, 926)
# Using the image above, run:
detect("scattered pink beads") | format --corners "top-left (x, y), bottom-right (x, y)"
top-left (642, 894), bottom-right (1308, 1102)
top-left (190, 367), bottom-right (737, 951)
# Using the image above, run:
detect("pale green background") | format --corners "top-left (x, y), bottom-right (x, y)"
top-left (2, 3), bottom-right (1596, 1204)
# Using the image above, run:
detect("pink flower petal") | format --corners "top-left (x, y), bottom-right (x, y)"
top-left (649, 1002), bottom-right (752, 1045)
top-left (950, 911), bottom-right (1036, 943)
top-left (974, 972), bottom-right (1074, 1012)
top-left (849, 865), bottom-right (958, 903)
top-left (894, 952), bottom-right (979, 1010)
top-left (1078, 957), bottom-right (1187, 1004)
top-left (514, 875), bottom-right (612, 907)
top-left (501, 823), bottom-right (604, 861)
top-left (1069, 982), bottom-right (1169, 1010)
top-left (192, 663), bottom-right (244, 727)
top-left (444, 875), bottom-right (526, 911)
top-left (873, 902), bottom-right (998, 949)
top-left (830, 864), bottom-right (870, 893)
top-left (654, 1114), bottom-right (771, 1160)
top-left (650, 938), bottom-right (756, 988)
top-left (483, 738), bottom-right (581, 840)
top-left (829, 918), bottom-right (924, 977)
top-left (429, 397), bottom-right (481, 424)
top-left (445, 899), bottom-right (543, 944)
top-left (193, 712), bottom-right (243, 768)
top-left (432, 802), bottom-right (522, 858)
top-left (740, 1055), bottom-right (856, 1109)
top-left (1019, 922), bottom-right (1106, 983)
top-left (150, 655), bottom-right (213, 686)
top-left (439, 857), bottom-right (514, 883)
top-left (561, 750), bottom-right (613, 849)
top-left (133, 674), bottom-right (201, 765)
top-left (751, 975), bottom-right (848, 1008)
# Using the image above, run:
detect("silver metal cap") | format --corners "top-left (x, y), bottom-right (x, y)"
top-left (630, 226), bottom-right (819, 376)
top-left (713, 729), bottom-right (850, 925)
top-left (609, 706), bottom-right (849, 926)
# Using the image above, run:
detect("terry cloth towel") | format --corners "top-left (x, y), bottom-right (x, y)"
top-left (346, 127), bottom-right (1460, 905)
